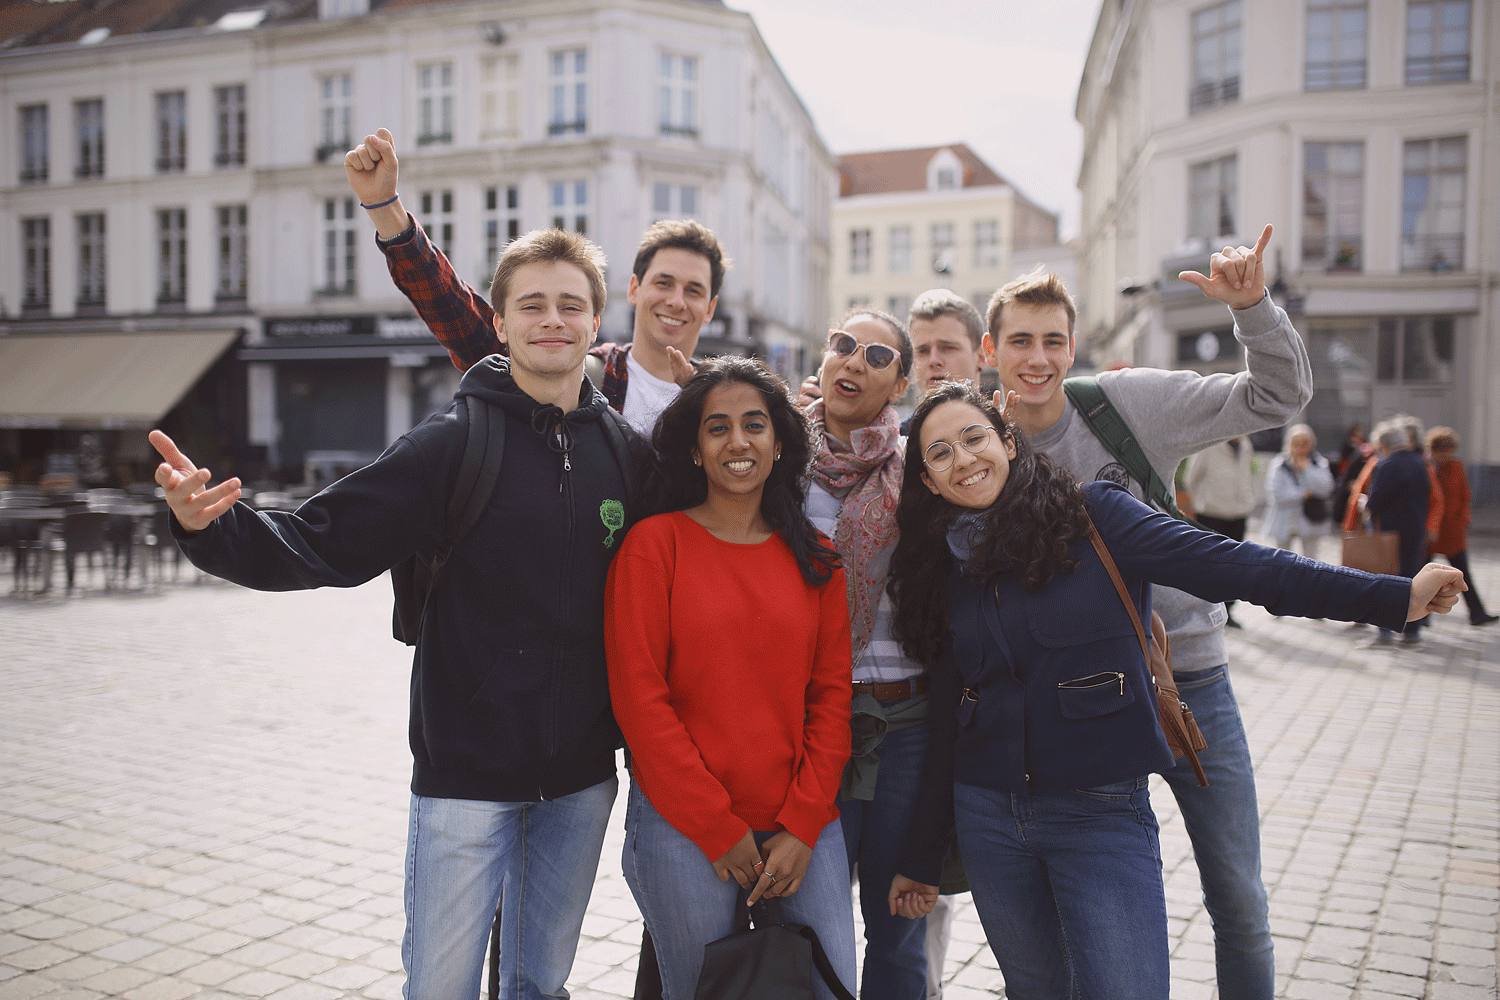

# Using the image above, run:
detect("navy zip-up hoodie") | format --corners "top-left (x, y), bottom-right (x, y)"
top-left (175, 356), bottom-right (647, 801)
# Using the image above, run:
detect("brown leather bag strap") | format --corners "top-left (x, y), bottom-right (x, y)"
top-left (1085, 515), bottom-right (1150, 663)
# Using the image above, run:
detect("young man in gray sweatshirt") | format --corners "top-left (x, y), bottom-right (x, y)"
top-left (982, 225), bottom-right (1309, 1000)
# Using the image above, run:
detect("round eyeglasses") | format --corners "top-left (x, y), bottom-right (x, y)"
top-left (826, 330), bottom-right (899, 371)
top-left (923, 424), bottom-right (997, 471)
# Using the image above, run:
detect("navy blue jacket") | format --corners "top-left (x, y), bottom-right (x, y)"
top-left (1366, 449), bottom-right (1431, 574)
top-left (175, 357), bottom-right (652, 802)
top-left (899, 482), bottom-right (1410, 884)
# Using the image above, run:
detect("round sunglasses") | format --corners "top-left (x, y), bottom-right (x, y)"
top-left (923, 424), bottom-right (998, 471)
top-left (826, 330), bottom-right (899, 371)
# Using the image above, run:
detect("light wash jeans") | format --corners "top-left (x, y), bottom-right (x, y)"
top-left (621, 782), bottom-right (857, 1000)
top-left (402, 779), bottom-right (616, 1000)
top-left (1161, 664), bottom-right (1274, 1000)
top-left (955, 777), bottom-right (1167, 1000)
top-left (839, 719), bottom-right (931, 1000)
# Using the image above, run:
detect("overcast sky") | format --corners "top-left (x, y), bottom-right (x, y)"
top-left (729, 0), bottom-right (1104, 239)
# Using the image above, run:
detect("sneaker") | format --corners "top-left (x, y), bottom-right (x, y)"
top-left (1366, 632), bottom-right (1394, 648)
top-left (1400, 631), bottom-right (1420, 646)
top-left (1472, 614), bottom-right (1499, 627)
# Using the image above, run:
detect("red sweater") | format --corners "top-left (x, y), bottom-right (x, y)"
top-left (604, 511), bottom-right (852, 861)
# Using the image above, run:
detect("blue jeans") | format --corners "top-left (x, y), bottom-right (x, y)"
top-left (1160, 665), bottom-right (1274, 1000)
top-left (621, 782), bottom-right (857, 1000)
top-left (403, 780), bottom-right (616, 1000)
top-left (954, 777), bottom-right (1167, 1000)
top-left (840, 718), bottom-right (930, 1000)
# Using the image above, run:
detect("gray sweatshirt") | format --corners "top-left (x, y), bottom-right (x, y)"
top-left (1027, 294), bottom-right (1314, 671)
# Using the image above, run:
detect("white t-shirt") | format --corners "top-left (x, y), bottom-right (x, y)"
top-left (622, 350), bottom-right (680, 436)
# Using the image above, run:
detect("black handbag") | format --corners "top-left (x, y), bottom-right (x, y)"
top-left (1302, 494), bottom-right (1329, 523)
top-left (693, 894), bottom-right (855, 1000)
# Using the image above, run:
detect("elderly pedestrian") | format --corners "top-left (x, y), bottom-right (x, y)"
top-left (1364, 417), bottom-right (1432, 645)
top-left (1426, 426), bottom-right (1498, 626)
top-left (1264, 424), bottom-right (1334, 558)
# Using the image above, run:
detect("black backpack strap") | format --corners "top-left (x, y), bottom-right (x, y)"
top-left (1063, 376), bottom-right (1200, 526)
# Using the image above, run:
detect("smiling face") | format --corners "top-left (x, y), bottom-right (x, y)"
top-left (627, 246), bottom-right (717, 365)
top-left (982, 302), bottom-right (1075, 425)
top-left (910, 313), bottom-right (984, 390)
top-left (693, 381), bottom-right (779, 503)
top-left (492, 260), bottom-right (600, 380)
top-left (817, 315), bottom-right (910, 443)
top-left (918, 400), bottom-right (1018, 510)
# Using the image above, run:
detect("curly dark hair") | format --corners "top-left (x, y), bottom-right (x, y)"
top-left (646, 357), bottom-right (840, 587)
top-left (887, 382), bottom-right (1092, 664)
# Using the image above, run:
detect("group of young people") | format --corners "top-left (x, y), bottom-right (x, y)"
top-left (149, 130), bottom-right (1468, 1000)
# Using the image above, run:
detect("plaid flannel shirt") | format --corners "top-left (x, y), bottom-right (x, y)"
top-left (379, 215), bottom-right (632, 412)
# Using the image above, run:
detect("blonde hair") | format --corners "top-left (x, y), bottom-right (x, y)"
top-left (489, 229), bottom-right (607, 317)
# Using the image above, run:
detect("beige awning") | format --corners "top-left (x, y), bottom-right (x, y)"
top-left (0, 330), bottom-right (239, 428)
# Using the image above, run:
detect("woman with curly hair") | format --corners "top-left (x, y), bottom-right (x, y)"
top-left (603, 356), bottom-right (857, 1000)
top-left (883, 383), bottom-right (1467, 999)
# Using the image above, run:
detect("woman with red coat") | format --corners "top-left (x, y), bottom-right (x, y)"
top-left (1426, 427), bottom-right (1497, 626)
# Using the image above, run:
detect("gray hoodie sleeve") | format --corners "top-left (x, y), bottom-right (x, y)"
top-left (1099, 294), bottom-right (1314, 480)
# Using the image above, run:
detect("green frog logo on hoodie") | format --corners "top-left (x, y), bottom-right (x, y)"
top-left (599, 499), bottom-right (624, 548)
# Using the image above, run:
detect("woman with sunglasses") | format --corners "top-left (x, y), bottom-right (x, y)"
top-left (801, 308), bottom-right (940, 1000)
top-left (604, 358), bottom-right (857, 1000)
top-left (882, 383), bottom-right (1466, 999)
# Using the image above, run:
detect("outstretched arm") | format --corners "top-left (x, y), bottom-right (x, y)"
top-left (347, 128), bottom-right (501, 372)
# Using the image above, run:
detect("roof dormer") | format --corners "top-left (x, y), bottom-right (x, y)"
top-left (926, 147), bottom-right (964, 191)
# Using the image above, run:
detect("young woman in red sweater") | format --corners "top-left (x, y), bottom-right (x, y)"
top-left (604, 357), bottom-right (857, 1000)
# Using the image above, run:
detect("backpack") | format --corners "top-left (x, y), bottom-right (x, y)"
top-left (390, 396), bottom-right (641, 645)
top-left (1062, 376), bottom-right (1204, 528)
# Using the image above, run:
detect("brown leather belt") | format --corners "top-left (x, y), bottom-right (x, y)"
top-left (852, 676), bottom-right (929, 701)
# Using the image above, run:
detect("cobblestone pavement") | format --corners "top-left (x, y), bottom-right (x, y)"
top-left (1, 542), bottom-right (1496, 1000)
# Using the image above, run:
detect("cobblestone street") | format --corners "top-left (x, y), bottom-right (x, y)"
top-left (2, 541), bottom-right (1497, 999)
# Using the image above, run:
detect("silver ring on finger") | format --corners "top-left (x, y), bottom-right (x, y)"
top-left (766, 872), bottom-right (777, 882)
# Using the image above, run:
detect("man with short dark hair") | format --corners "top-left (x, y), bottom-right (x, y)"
top-left (151, 228), bottom-right (651, 1000)
top-left (978, 226), bottom-right (1310, 1000)
top-left (346, 129), bottom-right (727, 433)
top-left (906, 289), bottom-right (986, 392)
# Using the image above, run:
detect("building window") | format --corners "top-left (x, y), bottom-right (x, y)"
top-left (320, 197), bottom-right (357, 295)
top-left (1190, 0), bottom-right (1241, 112)
top-left (889, 225), bottom-right (912, 273)
top-left (216, 204), bottom-right (247, 302)
top-left (1406, 1), bottom-right (1470, 84)
top-left (214, 85), bottom-right (246, 167)
top-left (974, 219), bottom-right (1000, 268)
top-left (416, 62), bottom-right (454, 146)
top-left (551, 181), bottom-right (588, 233)
top-left (19, 104), bottom-right (48, 183)
top-left (484, 185), bottom-right (520, 278)
top-left (1302, 142), bottom-right (1364, 272)
top-left (75, 99), bottom-right (104, 179)
top-left (22, 217), bottom-right (50, 312)
top-left (480, 54), bottom-right (519, 140)
top-left (317, 73), bottom-right (352, 161)
top-left (658, 53), bottom-right (698, 138)
top-left (887, 295), bottom-right (910, 320)
top-left (1377, 316), bottom-right (1454, 383)
top-left (849, 228), bottom-right (871, 274)
top-left (935, 168), bottom-right (957, 190)
top-left (549, 48), bottom-right (587, 135)
top-left (77, 213), bottom-right (106, 309)
top-left (931, 222), bottom-right (955, 273)
top-left (1401, 135), bottom-right (1466, 272)
top-left (419, 189), bottom-right (453, 256)
top-left (1306, 0), bottom-right (1367, 90)
top-left (156, 91), bottom-right (186, 172)
top-left (651, 182), bottom-right (700, 220)
top-left (1188, 154), bottom-right (1237, 241)
top-left (157, 208), bottom-right (187, 306)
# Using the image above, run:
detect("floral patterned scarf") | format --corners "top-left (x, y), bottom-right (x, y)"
top-left (807, 400), bottom-right (904, 665)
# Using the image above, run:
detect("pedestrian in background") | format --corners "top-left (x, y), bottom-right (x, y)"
top-left (1182, 436), bottom-right (1254, 627)
top-left (1426, 426), bottom-right (1497, 627)
top-left (1264, 424), bottom-right (1334, 559)
top-left (1364, 417), bottom-right (1432, 645)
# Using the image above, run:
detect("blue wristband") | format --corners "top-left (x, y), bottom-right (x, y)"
top-left (360, 193), bottom-right (400, 210)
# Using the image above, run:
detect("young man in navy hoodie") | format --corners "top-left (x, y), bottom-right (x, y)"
top-left (152, 229), bottom-right (650, 1000)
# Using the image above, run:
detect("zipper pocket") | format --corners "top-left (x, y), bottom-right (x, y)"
top-left (1057, 671), bottom-right (1125, 695)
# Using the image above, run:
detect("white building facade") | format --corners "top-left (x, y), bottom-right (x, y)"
top-left (1075, 0), bottom-right (1497, 494)
top-left (0, 0), bottom-right (833, 482)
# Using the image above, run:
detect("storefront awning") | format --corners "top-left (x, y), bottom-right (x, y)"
top-left (0, 330), bottom-right (239, 428)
